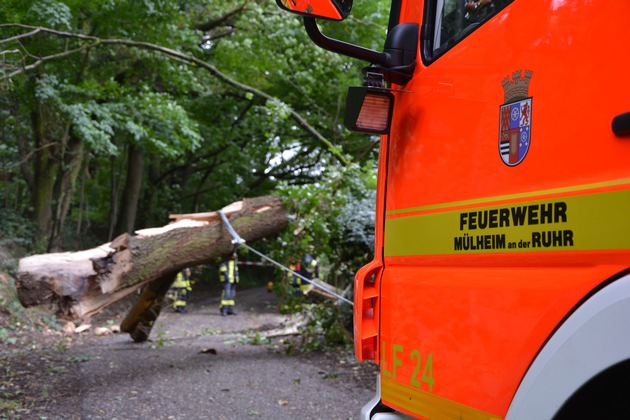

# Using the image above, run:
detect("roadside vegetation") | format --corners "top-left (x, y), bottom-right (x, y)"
top-left (0, 0), bottom-right (388, 367)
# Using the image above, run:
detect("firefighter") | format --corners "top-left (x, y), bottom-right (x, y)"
top-left (294, 253), bottom-right (319, 294)
top-left (287, 260), bottom-right (298, 288)
top-left (286, 259), bottom-right (302, 296)
top-left (172, 267), bottom-right (192, 313)
top-left (219, 252), bottom-right (239, 316)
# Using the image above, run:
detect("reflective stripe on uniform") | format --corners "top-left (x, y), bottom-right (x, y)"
top-left (172, 272), bottom-right (188, 288)
top-left (220, 260), bottom-right (239, 283)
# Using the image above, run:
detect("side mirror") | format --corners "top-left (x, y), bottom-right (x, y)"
top-left (276, 0), bottom-right (352, 21)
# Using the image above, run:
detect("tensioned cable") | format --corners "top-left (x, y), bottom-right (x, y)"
top-left (218, 210), bottom-right (353, 306)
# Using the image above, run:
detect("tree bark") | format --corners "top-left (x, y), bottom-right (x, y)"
top-left (16, 196), bottom-right (289, 337)
top-left (121, 271), bottom-right (176, 342)
top-left (48, 132), bottom-right (84, 251)
top-left (114, 144), bottom-right (144, 236)
top-left (31, 108), bottom-right (59, 248)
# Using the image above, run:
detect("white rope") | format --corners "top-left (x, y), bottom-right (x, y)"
top-left (217, 210), bottom-right (353, 306)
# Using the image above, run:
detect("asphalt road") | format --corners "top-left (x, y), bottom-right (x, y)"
top-left (39, 286), bottom-right (378, 420)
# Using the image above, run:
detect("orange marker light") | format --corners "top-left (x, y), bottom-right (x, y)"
top-left (345, 87), bottom-right (394, 134)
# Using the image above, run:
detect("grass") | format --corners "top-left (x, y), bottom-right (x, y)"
top-left (0, 397), bottom-right (23, 413)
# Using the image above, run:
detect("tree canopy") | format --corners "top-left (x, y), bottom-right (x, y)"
top-left (0, 0), bottom-right (389, 288)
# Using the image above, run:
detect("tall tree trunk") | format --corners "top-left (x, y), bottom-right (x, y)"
top-left (107, 149), bottom-right (126, 241)
top-left (75, 162), bottom-right (89, 240)
top-left (141, 154), bottom-right (162, 229)
top-left (114, 144), bottom-right (144, 236)
top-left (48, 132), bottom-right (84, 251)
top-left (14, 101), bottom-right (34, 190)
top-left (31, 109), bottom-right (58, 249)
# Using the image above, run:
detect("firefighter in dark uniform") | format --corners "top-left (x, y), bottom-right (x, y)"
top-left (219, 253), bottom-right (239, 316)
top-left (293, 253), bottom-right (319, 294)
top-left (172, 267), bottom-right (192, 313)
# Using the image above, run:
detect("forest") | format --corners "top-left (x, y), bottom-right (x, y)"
top-left (0, 4), bottom-right (396, 415)
top-left (0, 0), bottom-right (389, 291)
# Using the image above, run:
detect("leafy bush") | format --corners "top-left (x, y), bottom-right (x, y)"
top-left (0, 209), bottom-right (36, 251)
top-left (298, 301), bottom-right (353, 352)
top-left (273, 161), bottom-right (377, 290)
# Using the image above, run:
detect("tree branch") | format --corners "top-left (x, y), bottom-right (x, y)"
top-left (2, 43), bottom-right (94, 80)
top-left (194, 2), bottom-right (249, 32)
top-left (0, 23), bottom-right (351, 166)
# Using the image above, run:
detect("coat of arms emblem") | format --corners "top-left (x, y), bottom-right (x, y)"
top-left (499, 70), bottom-right (533, 166)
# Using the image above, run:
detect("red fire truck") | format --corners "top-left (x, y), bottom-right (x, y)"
top-left (276, 0), bottom-right (630, 418)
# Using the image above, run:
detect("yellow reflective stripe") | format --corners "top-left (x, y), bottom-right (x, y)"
top-left (220, 261), bottom-right (238, 282)
top-left (172, 273), bottom-right (188, 288)
top-left (385, 188), bottom-right (630, 256)
top-left (381, 377), bottom-right (502, 420)
top-left (229, 260), bottom-right (237, 283)
top-left (386, 178), bottom-right (630, 216)
top-left (385, 179), bottom-right (630, 216)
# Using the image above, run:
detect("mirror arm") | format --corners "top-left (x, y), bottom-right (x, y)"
top-left (303, 17), bottom-right (390, 66)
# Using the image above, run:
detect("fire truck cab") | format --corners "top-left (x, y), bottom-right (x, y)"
top-left (276, 0), bottom-right (630, 418)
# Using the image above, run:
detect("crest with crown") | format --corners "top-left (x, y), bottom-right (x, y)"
top-left (501, 70), bottom-right (533, 103)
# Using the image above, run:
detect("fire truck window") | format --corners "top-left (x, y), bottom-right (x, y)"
top-left (430, 0), bottom-right (511, 57)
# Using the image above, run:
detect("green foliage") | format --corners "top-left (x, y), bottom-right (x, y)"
top-left (33, 74), bottom-right (202, 157)
top-left (274, 282), bottom-right (308, 315)
top-left (0, 294), bottom-right (22, 327)
top-left (0, 272), bottom-right (63, 344)
top-left (0, 209), bottom-right (37, 250)
top-left (51, 341), bottom-right (67, 353)
top-left (0, 0), bottom-right (388, 288)
top-left (270, 159), bottom-right (377, 291)
top-left (297, 302), bottom-right (353, 352)
top-left (321, 371), bottom-right (339, 379)
top-left (0, 0), bottom-right (396, 360)
top-left (46, 365), bottom-right (67, 375)
top-left (150, 331), bottom-right (172, 349)
top-left (66, 354), bottom-right (90, 363)
top-left (336, 189), bottom-right (376, 251)
top-left (0, 397), bottom-right (22, 414)
top-left (199, 327), bottom-right (217, 336)
top-left (0, 328), bottom-right (18, 346)
top-left (25, 0), bottom-right (73, 29)
top-left (242, 331), bottom-right (271, 346)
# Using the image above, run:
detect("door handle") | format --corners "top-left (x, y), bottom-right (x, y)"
top-left (612, 111), bottom-right (630, 137)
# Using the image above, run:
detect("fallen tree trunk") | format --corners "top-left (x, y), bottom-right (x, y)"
top-left (17, 196), bottom-right (289, 335)
top-left (303, 278), bottom-right (347, 302)
top-left (121, 271), bottom-right (176, 342)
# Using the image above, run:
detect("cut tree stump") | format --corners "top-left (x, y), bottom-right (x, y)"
top-left (16, 196), bottom-right (288, 341)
